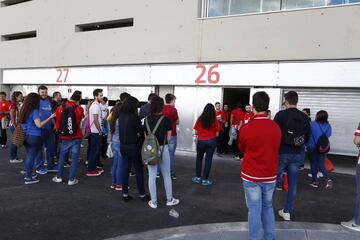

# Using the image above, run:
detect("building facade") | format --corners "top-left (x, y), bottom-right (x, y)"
top-left (1, 0), bottom-right (360, 155)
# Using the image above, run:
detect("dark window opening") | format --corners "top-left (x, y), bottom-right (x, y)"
top-left (1, 30), bottom-right (37, 41)
top-left (1, 0), bottom-right (32, 7)
top-left (75, 18), bottom-right (134, 32)
top-left (223, 88), bottom-right (251, 112)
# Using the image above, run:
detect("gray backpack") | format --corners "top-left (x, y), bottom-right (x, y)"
top-left (141, 116), bottom-right (165, 165)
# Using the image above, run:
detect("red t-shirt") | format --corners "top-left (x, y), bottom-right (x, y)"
top-left (243, 112), bottom-right (255, 125)
top-left (216, 110), bottom-right (226, 130)
top-left (194, 118), bottom-right (222, 141)
top-left (162, 105), bottom-right (179, 136)
top-left (231, 108), bottom-right (244, 126)
top-left (0, 100), bottom-right (11, 121)
top-left (9, 102), bottom-right (20, 126)
top-left (239, 114), bottom-right (281, 183)
top-left (55, 101), bottom-right (84, 140)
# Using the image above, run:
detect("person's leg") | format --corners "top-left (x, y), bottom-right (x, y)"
top-left (24, 136), bottom-right (41, 179)
top-left (111, 144), bottom-right (119, 184)
top-left (308, 148), bottom-right (318, 183)
top-left (355, 164), bottom-right (360, 225)
top-left (276, 154), bottom-right (288, 189)
top-left (35, 131), bottom-right (45, 170)
top-left (56, 140), bottom-right (71, 178)
top-left (169, 136), bottom-right (177, 177)
top-left (147, 163), bottom-right (158, 204)
top-left (68, 139), bottom-right (81, 181)
top-left (160, 145), bottom-right (173, 201)
top-left (284, 155), bottom-right (301, 214)
top-left (88, 133), bottom-right (101, 171)
top-left (216, 130), bottom-right (223, 154)
top-left (44, 129), bottom-right (56, 169)
top-left (261, 182), bottom-right (276, 240)
top-left (131, 145), bottom-right (145, 195)
top-left (86, 135), bottom-right (92, 162)
top-left (203, 139), bottom-right (216, 180)
top-left (9, 126), bottom-right (18, 160)
top-left (120, 145), bottom-right (131, 196)
top-left (95, 135), bottom-right (104, 167)
top-left (318, 153), bottom-right (330, 180)
top-left (1, 128), bottom-right (7, 146)
top-left (115, 143), bottom-right (123, 185)
top-left (195, 140), bottom-right (206, 178)
top-left (243, 180), bottom-right (262, 240)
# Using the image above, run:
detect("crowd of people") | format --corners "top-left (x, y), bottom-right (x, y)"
top-left (0, 87), bottom-right (359, 239)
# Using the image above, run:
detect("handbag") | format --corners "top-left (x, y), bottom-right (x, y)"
top-left (11, 125), bottom-right (26, 148)
top-left (106, 142), bottom-right (114, 158)
top-left (1, 117), bottom-right (9, 129)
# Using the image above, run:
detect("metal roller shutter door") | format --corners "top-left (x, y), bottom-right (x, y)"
top-left (283, 88), bottom-right (360, 156)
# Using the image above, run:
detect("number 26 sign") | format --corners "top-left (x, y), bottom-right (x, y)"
top-left (195, 64), bottom-right (220, 85)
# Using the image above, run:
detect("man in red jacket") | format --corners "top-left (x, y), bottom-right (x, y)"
top-left (52, 91), bottom-right (84, 185)
top-left (238, 91), bottom-right (281, 240)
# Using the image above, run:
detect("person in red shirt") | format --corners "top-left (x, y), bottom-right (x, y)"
top-left (192, 103), bottom-right (222, 186)
top-left (215, 102), bottom-right (226, 156)
top-left (220, 103), bottom-right (230, 154)
top-left (0, 92), bottom-right (11, 148)
top-left (341, 123), bottom-right (360, 231)
top-left (52, 91), bottom-right (84, 186)
top-left (243, 104), bottom-right (255, 125)
top-left (9, 91), bottom-right (24, 163)
top-left (162, 93), bottom-right (179, 180)
top-left (230, 105), bottom-right (244, 160)
top-left (238, 91), bottom-right (281, 240)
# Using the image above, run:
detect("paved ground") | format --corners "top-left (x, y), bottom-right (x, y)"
top-left (0, 140), bottom-right (359, 240)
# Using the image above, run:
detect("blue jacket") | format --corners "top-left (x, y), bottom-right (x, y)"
top-left (307, 121), bottom-right (332, 148)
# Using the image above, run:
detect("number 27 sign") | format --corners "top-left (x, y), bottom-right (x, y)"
top-left (195, 64), bottom-right (220, 85)
top-left (56, 68), bottom-right (69, 83)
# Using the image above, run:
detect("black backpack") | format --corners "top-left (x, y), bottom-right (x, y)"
top-left (60, 103), bottom-right (77, 136)
top-left (283, 110), bottom-right (307, 147)
top-left (314, 123), bottom-right (330, 154)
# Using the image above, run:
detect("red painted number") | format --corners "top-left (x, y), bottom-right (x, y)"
top-left (195, 64), bottom-right (207, 84)
top-left (195, 64), bottom-right (220, 84)
top-left (56, 68), bottom-right (69, 83)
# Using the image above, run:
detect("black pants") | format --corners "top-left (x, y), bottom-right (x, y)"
top-left (220, 126), bottom-right (230, 154)
top-left (0, 129), bottom-right (7, 146)
top-left (120, 144), bottom-right (145, 196)
top-left (100, 135), bottom-right (108, 159)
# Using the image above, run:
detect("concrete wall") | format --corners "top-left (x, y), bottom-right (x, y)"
top-left (0, 1), bottom-right (359, 69)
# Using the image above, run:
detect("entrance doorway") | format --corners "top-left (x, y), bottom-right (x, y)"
top-left (222, 88), bottom-right (250, 111)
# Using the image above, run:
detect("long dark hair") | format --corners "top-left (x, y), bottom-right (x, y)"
top-left (18, 93), bottom-right (40, 124)
top-left (11, 91), bottom-right (23, 103)
top-left (109, 103), bottom-right (122, 134)
top-left (119, 96), bottom-right (138, 114)
top-left (199, 103), bottom-right (216, 129)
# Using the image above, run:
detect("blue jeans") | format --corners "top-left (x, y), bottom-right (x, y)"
top-left (111, 141), bottom-right (123, 185)
top-left (148, 145), bottom-right (173, 203)
top-left (243, 180), bottom-right (276, 240)
top-left (300, 145), bottom-right (306, 165)
top-left (277, 153), bottom-right (302, 213)
top-left (35, 129), bottom-right (56, 170)
top-left (355, 164), bottom-right (360, 225)
top-left (57, 139), bottom-right (81, 181)
top-left (120, 144), bottom-right (145, 195)
top-left (308, 147), bottom-right (330, 182)
top-left (169, 136), bottom-right (177, 176)
top-left (196, 138), bottom-right (216, 179)
top-left (88, 133), bottom-right (103, 171)
top-left (24, 135), bottom-right (42, 179)
top-left (9, 126), bottom-right (18, 160)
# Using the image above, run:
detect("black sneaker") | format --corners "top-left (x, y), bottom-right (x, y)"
top-left (172, 174), bottom-right (177, 180)
top-left (309, 182), bottom-right (319, 188)
top-left (122, 195), bottom-right (133, 202)
top-left (139, 194), bottom-right (151, 202)
top-left (24, 176), bottom-right (40, 185)
top-left (130, 171), bottom-right (136, 177)
top-left (156, 173), bottom-right (160, 178)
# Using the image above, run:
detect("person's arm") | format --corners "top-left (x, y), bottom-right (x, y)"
top-left (230, 114), bottom-right (234, 126)
top-left (175, 109), bottom-right (179, 125)
top-left (9, 108), bottom-right (16, 127)
top-left (55, 106), bottom-right (62, 131)
top-left (354, 136), bottom-right (360, 147)
top-left (166, 130), bottom-right (172, 142)
top-left (34, 113), bottom-right (55, 128)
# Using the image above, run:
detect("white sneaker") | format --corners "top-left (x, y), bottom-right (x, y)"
top-left (68, 179), bottom-right (79, 186)
top-left (10, 159), bottom-right (23, 163)
top-left (166, 198), bottom-right (180, 207)
top-left (341, 220), bottom-right (360, 232)
top-left (278, 209), bottom-right (291, 221)
top-left (148, 200), bottom-right (157, 209)
top-left (52, 176), bottom-right (62, 183)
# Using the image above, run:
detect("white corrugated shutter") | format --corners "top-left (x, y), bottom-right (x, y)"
top-left (283, 88), bottom-right (360, 156)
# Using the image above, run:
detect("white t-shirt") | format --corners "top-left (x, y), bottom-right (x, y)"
top-left (89, 101), bottom-right (102, 133)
